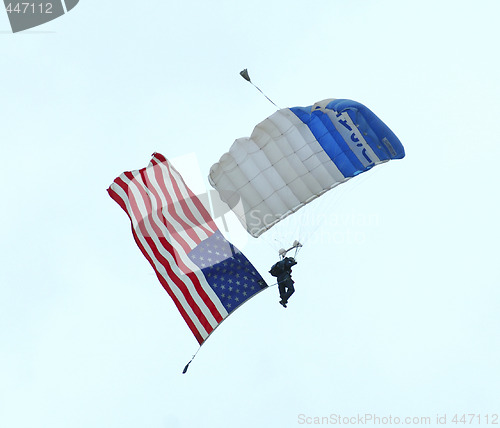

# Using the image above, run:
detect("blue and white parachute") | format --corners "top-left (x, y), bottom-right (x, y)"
top-left (209, 99), bottom-right (405, 237)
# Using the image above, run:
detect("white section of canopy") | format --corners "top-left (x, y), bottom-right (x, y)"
top-left (209, 106), bottom-right (349, 237)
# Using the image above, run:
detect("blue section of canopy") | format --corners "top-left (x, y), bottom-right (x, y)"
top-left (327, 99), bottom-right (405, 161)
top-left (290, 99), bottom-right (405, 178)
top-left (290, 106), bottom-right (363, 177)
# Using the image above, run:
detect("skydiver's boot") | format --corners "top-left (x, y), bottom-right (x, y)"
top-left (279, 299), bottom-right (287, 308)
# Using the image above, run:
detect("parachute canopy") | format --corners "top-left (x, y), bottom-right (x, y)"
top-left (209, 99), bottom-right (405, 237)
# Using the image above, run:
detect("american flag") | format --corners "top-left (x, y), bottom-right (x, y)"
top-left (107, 153), bottom-right (267, 345)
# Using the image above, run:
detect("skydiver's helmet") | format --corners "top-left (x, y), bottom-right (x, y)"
top-left (278, 248), bottom-right (287, 258)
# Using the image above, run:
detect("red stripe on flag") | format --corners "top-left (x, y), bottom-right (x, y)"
top-left (140, 167), bottom-right (224, 322)
top-left (161, 156), bottom-right (218, 233)
top-left (139, 167), bottom-right (193, 255)
top-left (112, 175), bottom-right (216, 338)
top-left (107, 186), bottom-right (206, 344)
top-left (152, 158), bottom-right (216, 237)
top-left (149, 160), bottom-right (203, 246)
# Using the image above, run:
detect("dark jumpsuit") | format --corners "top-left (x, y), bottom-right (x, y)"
top-left (272, 257), bottom-right (297, 304)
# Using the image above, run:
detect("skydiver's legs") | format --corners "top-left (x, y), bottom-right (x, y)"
top-left (284, 281), bottom-right (295, 302)
top-left (278, 281), bottom-right (287, 305)
top-left (278, 279), bottom-right (295, 307)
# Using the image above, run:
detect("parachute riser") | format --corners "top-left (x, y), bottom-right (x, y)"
top-left (279, 240), bottom-right (303, 260)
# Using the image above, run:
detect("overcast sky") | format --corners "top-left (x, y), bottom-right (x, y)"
top-left (1, 1), bottom-right (499, 427)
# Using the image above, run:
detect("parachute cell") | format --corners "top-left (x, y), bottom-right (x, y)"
top-left (209, 99), bottom-right (405, 237)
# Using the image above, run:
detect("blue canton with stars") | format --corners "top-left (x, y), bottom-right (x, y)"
top-left (187, 230), bottom-right (267, 313)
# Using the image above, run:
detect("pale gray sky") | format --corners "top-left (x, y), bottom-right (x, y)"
top-left (1, 1), bottom-right (499, 427)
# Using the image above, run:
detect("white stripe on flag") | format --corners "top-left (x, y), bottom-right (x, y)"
top-left (111, 180), bottom-right (213, 340)
top-left (136, 166), bottom-right (229, 319)
top-left (144, 160), bottom-right (202, 249)
top-left (123, 172), bottom-right (225, 322)
top-left (152, 156), bottom-right (216, 240)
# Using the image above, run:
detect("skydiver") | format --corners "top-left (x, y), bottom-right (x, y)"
top-left (269, 256), bottom-right (297, 308)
